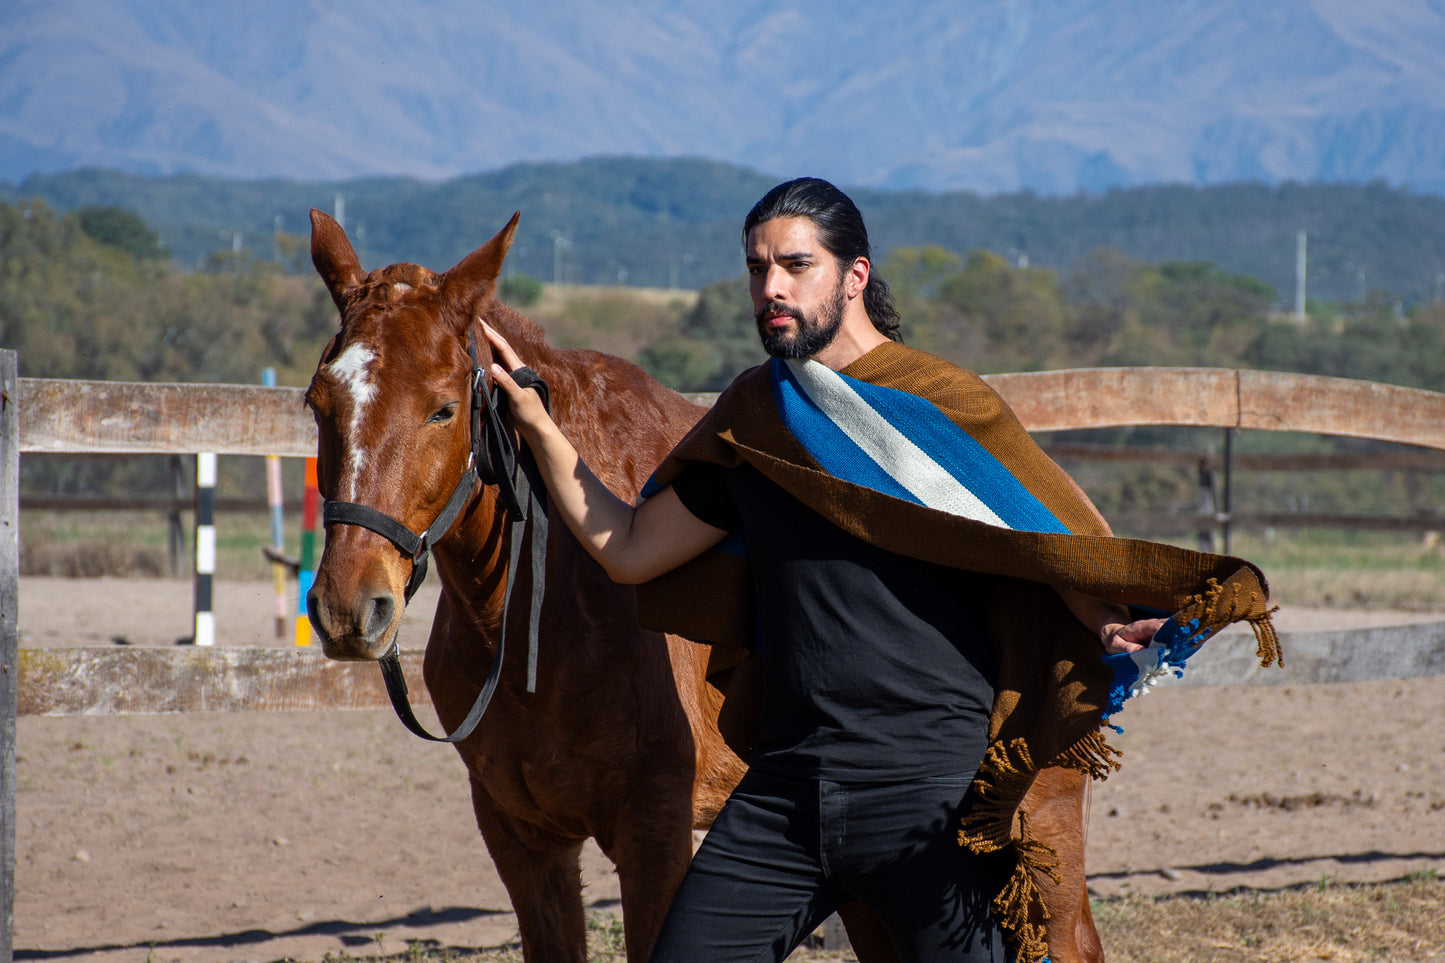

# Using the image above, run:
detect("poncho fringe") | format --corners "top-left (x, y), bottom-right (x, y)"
top-left (959, 572), bottom-right (1279, 963)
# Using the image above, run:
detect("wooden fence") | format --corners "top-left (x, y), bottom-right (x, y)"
top-left (4, 359), bottom-right (1445, 961)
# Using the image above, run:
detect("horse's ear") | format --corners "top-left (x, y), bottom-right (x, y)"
top-left (310, 209), bottom-right (365, 313)
top-left (442, 211), bottom-right (521, 311)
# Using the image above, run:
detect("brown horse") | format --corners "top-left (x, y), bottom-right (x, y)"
top-left (304, 209), bottom-right (1103, 963)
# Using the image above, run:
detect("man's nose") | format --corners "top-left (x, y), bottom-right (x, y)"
top-left (763, 265), bottom-right (789, 301)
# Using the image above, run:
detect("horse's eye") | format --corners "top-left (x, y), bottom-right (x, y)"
top-left (428, 404), bottom-right (458, 425)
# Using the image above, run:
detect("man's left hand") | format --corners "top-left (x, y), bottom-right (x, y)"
top-left (1100, 618), bottom-right (1167, 655)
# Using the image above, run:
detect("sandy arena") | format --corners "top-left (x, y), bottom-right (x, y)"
top-left (11, 576), bottom-right (1445, 962)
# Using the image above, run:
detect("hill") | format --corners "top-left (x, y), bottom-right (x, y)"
top-left (6, 159), bottom-right (1444, 303)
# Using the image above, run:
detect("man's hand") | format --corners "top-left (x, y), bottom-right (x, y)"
top-left (478, 319), bottom-right (728, 585)
top-left (1099, 618), bottom-right (1167, 655)
top-left (483, 322), bottom-right (552, 440)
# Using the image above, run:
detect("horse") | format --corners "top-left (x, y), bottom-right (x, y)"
top-left (303, 209), bottom-right (1103, 963)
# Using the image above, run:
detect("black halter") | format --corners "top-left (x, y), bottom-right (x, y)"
top-left (320, 325), bottom-right (549, 743)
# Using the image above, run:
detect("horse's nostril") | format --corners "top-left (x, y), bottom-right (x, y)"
top-left (365, 594), bottom-right (396, 640)
top-left (305, 589), bottom-right (328, 642)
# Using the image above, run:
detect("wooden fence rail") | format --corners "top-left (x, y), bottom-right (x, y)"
top-left (5, 361), bottom-right (1445, 962)
top-left (16, 366), bottom-right (1445, 456)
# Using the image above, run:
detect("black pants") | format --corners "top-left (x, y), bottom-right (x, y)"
top-left (650, 768), bottom-right (1011, 962)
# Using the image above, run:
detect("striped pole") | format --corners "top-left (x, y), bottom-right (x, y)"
top-left (262, 368), bottom-right (287, 638)
top-left (193, 452), bottom-right (217, 646)
top-left (295, 457), bottom-right (319, 646)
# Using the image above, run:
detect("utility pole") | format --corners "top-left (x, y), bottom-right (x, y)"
top-left (1294, 230), bottom-right (1307, 322)
top-left (550, 230), bottom-right (571, 288)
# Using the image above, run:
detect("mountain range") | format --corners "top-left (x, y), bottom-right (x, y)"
top-left (4, 0), bottom-right (1445, 195)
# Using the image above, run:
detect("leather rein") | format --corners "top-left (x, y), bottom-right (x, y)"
top-left (320, 325), bottom-right (550, 743)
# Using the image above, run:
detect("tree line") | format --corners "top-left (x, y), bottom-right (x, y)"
top-left (644, 243), bottom-right (1445, 395)
top-left (6, 157), bottom-right (1445, 304)
top-left (5, 196), bottom-right (1441, 393)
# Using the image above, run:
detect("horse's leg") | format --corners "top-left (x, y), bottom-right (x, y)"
top-left (468, 775), bottom-right (588, 963)
top-left (600, 771), bottom-right (696, 961)
top-left (1024, 765), bottom-right (1103, 963)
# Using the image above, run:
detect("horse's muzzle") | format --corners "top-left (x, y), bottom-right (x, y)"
top-left (306, 585), bottom-right (400, 661)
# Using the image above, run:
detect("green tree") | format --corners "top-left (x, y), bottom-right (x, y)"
top-left (1137, 261), bottom-right (1276, 364)
top-left (880, 245), bottom-right (963, 299)
top-left (936, 250), bottom-right (1068, 371)
top-left (1, 201), bottom-right (335, 500)
top-left (0, 200), bottom-right (331, 384)
top-left (648, 276), bottom-right (763, 390)
top-left (1244, 289), bottom-right (1445, 390)
top-left (637, 334), bottom-right (723, 391)
top-left (1063, 247), bottom-right (1145, 359)
top-left (498, 272), bottom-right (544, 307)
top-left (76, 205), bottom-right (166, 260)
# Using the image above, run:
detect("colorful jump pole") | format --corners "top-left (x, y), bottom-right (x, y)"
top-left (193, 452), bottom-right (217, 646)
top-left (295, 457), bottom-right (319, 646)
top-left (263, 368), bottom-right (287, 638)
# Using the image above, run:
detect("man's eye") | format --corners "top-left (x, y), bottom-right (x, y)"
top-left (428, 404), bottom-right (457, 424)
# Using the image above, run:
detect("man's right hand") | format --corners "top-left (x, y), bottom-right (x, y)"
top-left (478, 319), bottom-right (730, 585)
top-left (483, 322), bottom-right (553, 440)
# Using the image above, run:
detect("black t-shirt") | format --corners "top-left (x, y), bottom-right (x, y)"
top-left (672, 461), bottom-right (997, 782)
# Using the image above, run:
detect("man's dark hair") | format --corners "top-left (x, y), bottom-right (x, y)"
top-left (742, 177), bottom-right (902, 342)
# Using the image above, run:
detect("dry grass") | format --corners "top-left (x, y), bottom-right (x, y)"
top-left (1092, 874), bottom-right (1445, 963)
top-left (303, 876), bottom-right (1445, 963)
top-left (1227, 531), bottom-right (1445, 611)
top-left (1264, 566), bottom-right (1445, 611)
top-left (20, 509), bottom-right (290, 582)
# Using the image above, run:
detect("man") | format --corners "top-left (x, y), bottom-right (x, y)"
top-left (485, 178), bottom-right (1272, 962)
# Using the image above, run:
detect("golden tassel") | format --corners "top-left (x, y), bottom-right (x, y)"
top-left (991, 862), bottom-right (1050, 963)
top-left (1050, 728), bottom-right (1123, 781)
top-left (1249, 606), bottom-right (1284, 667)
top-left (958, 739), bottom-right (1036, 853)
top-left (1174, 574), bottom-right (1283, 669)
top-left (982, 811), bottom-right (1062, 963)
top-left (959, 742), bottom-right (1066, 963)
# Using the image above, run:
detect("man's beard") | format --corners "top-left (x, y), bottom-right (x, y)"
top-left (755, 281), bottom-right (848, 360)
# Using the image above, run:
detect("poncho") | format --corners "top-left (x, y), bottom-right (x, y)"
top-left (638, 341), bottom-right (1280, 963)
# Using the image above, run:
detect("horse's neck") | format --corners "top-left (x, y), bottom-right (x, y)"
top-left (431, 488), bottom-right (511, 635)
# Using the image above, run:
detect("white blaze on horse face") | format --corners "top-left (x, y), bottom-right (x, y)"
top-left (328, 342), bottom-right (378, 499)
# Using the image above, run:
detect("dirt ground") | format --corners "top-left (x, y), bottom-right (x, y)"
top-left (11, 576), bottom-right (1445, 962)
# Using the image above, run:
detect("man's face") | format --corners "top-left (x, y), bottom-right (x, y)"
top-left (746, 216), bottom-right (848, 360)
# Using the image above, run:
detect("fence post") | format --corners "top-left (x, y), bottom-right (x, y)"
top-left (295, 457), bottom-right (319, 646)
top-left (263, 368), bottom-right (287, 638)
top-left (2, 349), bottom-right (20, 963)
top-left (167, 455), bottom-right (186, 578)
top-left (193, 452), bottom-right (216, 646)
top-left (1222, 427), bottom-right (1236, 555)
top-left (1196, 456), bottom-right (1218, 552)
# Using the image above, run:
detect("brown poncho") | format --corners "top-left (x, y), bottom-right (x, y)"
top-left (638, 342), bottom-right (1279, 962)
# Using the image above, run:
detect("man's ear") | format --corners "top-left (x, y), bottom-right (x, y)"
top-left (847, 256), bottom-right (871, 299)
